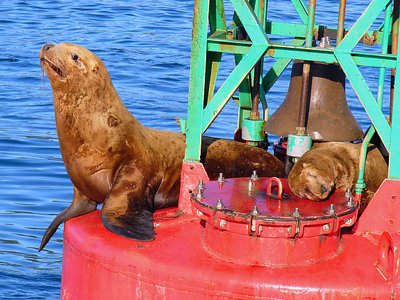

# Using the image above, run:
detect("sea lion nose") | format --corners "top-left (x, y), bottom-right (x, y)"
top-left (43, 43), bottom-right (55, 51)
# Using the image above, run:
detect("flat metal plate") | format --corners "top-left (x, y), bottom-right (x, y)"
top-left (199, 177), bottom-right (356, 220)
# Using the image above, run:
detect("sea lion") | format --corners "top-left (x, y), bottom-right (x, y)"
top-left (288, 142), bottom-right (387, 210)
top-left (203, 139), bottom-right (285, 179)
top-left (39, 42), bottom-right (285, 250)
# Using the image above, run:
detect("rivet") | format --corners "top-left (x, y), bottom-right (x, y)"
top-left (195, 190), bottom-right (203, 199)
top-left (322, 224), bottom-right (330, 232)
top-left (344, 218), bottom-right (352, 225)
top-left (216, 199), bottom-right (225, 209)
top-left (219, 219), bottom-right (227, 228)
top-left (327, 204), bottom-right (336, 215)
top-left (251, 205), bottom-right (259, 216)
top-left (197, 179), bottom-right (205, 191)
top-left (196, 210), bottom-right (203, 217)
top-left (251, 170), bottom-right (258, 180)
top-left (345, 188), bottom-right (355, 208)
top-left (292, 207), bottom-right (301, 218)
top-left (346, 198), bottom-right (355, 208)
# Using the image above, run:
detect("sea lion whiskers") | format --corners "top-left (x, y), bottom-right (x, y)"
top-left (40, 57), bottom-right (66, 78)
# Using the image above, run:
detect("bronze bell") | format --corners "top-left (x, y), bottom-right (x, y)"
top-left (264, 61), bottom-right (363, 141)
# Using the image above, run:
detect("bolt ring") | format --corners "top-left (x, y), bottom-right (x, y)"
top-left (266, 177), bottom-right (283, 199)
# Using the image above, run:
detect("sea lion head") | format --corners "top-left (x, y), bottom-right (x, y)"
top-left (40, 43), bottom-right (109, 92)
top-left (288, 159), bottom-right (335, 201)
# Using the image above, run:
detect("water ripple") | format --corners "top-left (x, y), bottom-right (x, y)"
top-left (0, 0), bottom-right (384, 298)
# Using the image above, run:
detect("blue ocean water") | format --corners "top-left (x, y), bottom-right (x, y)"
top-left (0, 1), bottom-right (390, 299)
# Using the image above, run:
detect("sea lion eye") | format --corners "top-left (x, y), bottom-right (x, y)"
top-left (307, 172), bottom-right (317, 178)
top-left (71, 53), bottom-right (79, 61)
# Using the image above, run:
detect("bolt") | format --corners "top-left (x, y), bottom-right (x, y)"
top-left (346, 198), bottom-right (354, 208)
top-left (345, 188), bottom-right (355, 207)
top-left (292, 207), bottom-right (301, 218)
top-left (195, 180), bottom-right (205, 199)
top-left (344, 218), bottom-right (352, 225)
top-left (217, 173), bottom-right (225, 183)
top-left (195, 190), bottom-right (203, 199)
top-left (345, 188), bottom-right (352, 200)
top-left (197, 179), bottom-right (205, 191)
top-left (251, 170), bottom-right (258, 180)
top-left (216, 199), bottom-right (225, 209)
top-left (219, 219), bottom-right (227, 228)
top-left (248, 178), bottom-right (255, 191)
top-left (319, 36), bottom-right (331, 48)
top-left (327, 204), bottom-right (336, 215)
top-left (322, 224), bottom-right (330, 232)
top-left (196, 210), bottom-right (203, 217)
top-left (251, 205), bottom-right (259, 216)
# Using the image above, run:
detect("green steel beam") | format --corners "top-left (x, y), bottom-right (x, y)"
top-left (230, 0), bottom-right (269, 46)
top-left (202, 45), bottom-right (267, 132)
top-left (206, 0), bottom-right (225, 104)
top-left (391, 65), bottom-right (400, 178)
top-left (337, 54), bottom-right (391, 152)
top-left (185, 0), bottom-right (400, 179)
top-left (377, 3), bottom-right (393, 107)
top-left (211, 22), bottom-right (387, 46)
top-left (184, 0), bottom-right (210, 162)
top-left (209, 0), bottom-right (226, 32)
top-left (290, 0), bottom-right (308, 24)
top-left (335, 0), bottom-right (392, 151)
top-left (204, 52), bottom-right (223, 104)
top-left (207, 39), bottom-right (397, 68)
top-left (336, 0), bottom-right (390, 53)
top-left (389, 4), bottom-right (400, 179)
top-left (262, 37), bottom-right (305, 93)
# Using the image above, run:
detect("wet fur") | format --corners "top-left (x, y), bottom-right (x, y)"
top-left (39, 43), bottom-right (285, 250)
top-left (288, 142), bottom-right (387, 210)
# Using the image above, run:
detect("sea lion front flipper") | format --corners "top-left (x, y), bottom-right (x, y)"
top-left (39, 187), bottom-right (97, 251)
top-left (100, 166), bottom-right (155, 241)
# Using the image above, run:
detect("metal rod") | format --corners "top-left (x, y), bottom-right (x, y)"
top-left (305, 0), bottom-right (316, 48)
top-left (298, 0), bottom-right (316, 129)
top-left (298, 62), bottom-right (311, 128)
top-left (355, 126), bottom-right (375, 196)
top-left (390, 0), bottom-right (400, 125)
top-left (250, 60), bottom-right (262, 119)
top-left (336, 0), bottom-right (346, 44)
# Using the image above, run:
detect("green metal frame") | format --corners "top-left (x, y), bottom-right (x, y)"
top-left (184, 0), bottom-right (400, 179)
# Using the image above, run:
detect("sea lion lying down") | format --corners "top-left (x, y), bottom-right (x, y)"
top-left (39, 42), bottom-right (285, 250)
top-left (288, 142), bottom-right (387, 210)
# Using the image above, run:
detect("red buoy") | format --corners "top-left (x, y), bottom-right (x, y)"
top-left (60, 170), bottom-right (400, 299)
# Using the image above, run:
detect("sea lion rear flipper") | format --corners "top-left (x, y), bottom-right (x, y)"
top-left (39, 187), bottom-right (97, 251)
top-left (101, 168), bottom-right (155, 241)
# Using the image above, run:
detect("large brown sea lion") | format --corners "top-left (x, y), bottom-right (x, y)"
top-left (288, 142), bottom-right (387, 211)
top-left (39, 42), bottom-right (285, 250)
